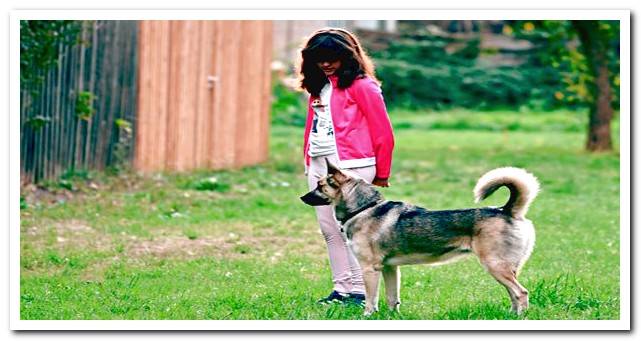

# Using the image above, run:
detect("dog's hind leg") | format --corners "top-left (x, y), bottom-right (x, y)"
top-left (382, 265), bottom-right (401, 312)
top-left (482, 260), bottom-right (529, 315)
top-left (472, 219), bottom-right (533, 314)
top-left (361, 264), bottom-right (382, 316)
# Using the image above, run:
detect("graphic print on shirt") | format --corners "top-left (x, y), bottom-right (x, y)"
top-left (311, 97), bottom-right (334, 136)
top-left (308, 83), bottom-right (337, 158)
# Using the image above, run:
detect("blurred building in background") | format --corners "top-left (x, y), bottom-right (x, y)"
top-left (396, 20), bottom-right (533, 66)
top-left (272, 20), bottom-right (533, 80)
top-left (272, 20), bottom-right (398, 71)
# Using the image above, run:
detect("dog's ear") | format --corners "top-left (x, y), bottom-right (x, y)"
top-left (326, 159), bottom-right (341, 175)
top-left (326, 159), bottom-right (350, 184)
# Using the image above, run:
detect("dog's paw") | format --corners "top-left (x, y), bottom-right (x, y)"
top-left (511, 306), bottom-right (527, 316)
top-left (363, 306), bottom-right (379, 316)
top-left (388, 301), bottom-right (401, 313)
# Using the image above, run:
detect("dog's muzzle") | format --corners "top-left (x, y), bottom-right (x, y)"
top-left (300, 188), bottom-right (331, 206)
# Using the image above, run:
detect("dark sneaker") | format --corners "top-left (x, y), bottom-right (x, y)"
top-left (345, 292), bottom-right (366, 306)
top-left (317, 290), bottom-right (347, 305)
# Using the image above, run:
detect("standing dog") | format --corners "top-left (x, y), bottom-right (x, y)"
top-left (300, 161), bottom-right (539, 316)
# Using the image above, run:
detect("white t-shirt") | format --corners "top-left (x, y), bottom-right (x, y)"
top-left (308, 83), bottom-right (337, 157)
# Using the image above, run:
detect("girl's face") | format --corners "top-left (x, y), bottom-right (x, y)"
top-left (316, 59), bottom-right (342, 76)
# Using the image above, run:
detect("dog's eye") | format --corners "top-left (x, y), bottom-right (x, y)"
top-left (327, 177), bottom-right (339, 188)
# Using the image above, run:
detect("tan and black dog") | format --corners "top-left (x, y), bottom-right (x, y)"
top-left (301, 161), bottom-right (539, 316)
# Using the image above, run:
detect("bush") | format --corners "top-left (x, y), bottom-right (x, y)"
top-left (191, 177), bottom-right (231, 192)
top-left (376, 60), bottom-right (550, 110)
top-left (370, 32), bottom-right (565, 110)
top-left (271, 81), bottom-right (306, 127)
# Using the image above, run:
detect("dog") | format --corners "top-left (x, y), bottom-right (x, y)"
top-left (300, 160), bottom-right (539, 316)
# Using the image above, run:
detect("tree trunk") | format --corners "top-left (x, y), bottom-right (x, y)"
top-left (587, 54), bottom-right (614, 151)
top-left (573, 20), bottom-right (614, 152)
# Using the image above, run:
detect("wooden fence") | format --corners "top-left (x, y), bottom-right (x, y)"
top-left (20, 20), bottom-right (273, 182)
top-left (135, 20), bottom-right (273, 172)
top-left (20, 20), bottom-right (139, 183)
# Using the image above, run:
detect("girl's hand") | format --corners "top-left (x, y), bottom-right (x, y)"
top-left (372, 177), bottom-right (390, 187)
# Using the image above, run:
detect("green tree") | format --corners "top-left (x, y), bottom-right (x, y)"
top-left (20, 20), bottom-right (84, 92)
top-left (513, 20), bottom-right (620, 152)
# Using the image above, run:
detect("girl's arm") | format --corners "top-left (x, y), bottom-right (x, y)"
top-left (302, 98), bottom-right (315, 174)
top-left (353, 77), bottom-right (395, 181)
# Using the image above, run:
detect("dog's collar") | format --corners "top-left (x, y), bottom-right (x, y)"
top-left (338, 200), bottom-right (380, 225)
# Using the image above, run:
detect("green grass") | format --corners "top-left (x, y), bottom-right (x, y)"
top-left (20, 109), bottom-right (620, 320)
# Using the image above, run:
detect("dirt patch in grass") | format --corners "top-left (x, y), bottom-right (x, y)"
top-left (21, 184), bottom-right (75, 206)
top-left (126, 235), bottom-right (226, 259)
top-left (124, 232), bottom-right (324, 261)
top-left (54, 219), bottom-right (94, 234)
top-left (23, 217), bottom-right (325, 261)
top-left (21, 214), bottom-right (328, 283)
top-left (21, 219), bottom-right (114, 253)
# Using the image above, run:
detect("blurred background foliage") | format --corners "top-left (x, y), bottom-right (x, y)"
top-left (272, 20), bottom-right (620, 123)
top-left (370, 20), bottom-right (619, 111)
top-left (20, 20), bottom-right (85, 96)
top-left (509, 20), bottom-right (620, 110)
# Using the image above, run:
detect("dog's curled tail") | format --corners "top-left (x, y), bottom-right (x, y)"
top-left (473, 167), bottom-right (540, 219)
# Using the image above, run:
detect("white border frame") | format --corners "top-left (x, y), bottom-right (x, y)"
top-left (9, 9), bottom-right (631, 331)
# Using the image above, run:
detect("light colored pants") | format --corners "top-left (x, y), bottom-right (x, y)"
top-left (307, 153), bottom-right (377, 295)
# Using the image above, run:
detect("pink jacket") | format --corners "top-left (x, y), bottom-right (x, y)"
top-left (303, 75), bottom-right (395, 179)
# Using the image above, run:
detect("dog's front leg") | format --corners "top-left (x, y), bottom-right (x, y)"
top-left (362, 264), bottom-right (381, 316)
top-left (382, 265), bottom-right (401, 312)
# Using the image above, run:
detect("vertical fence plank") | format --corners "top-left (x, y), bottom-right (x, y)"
top-left (208, 20), bottom-right (224, 169)
top-left (73, 24), bottom-right (86, 170)
top-left (113, 21), bottom-right (137, 167)
top-left (94, 21), bottom-right (109, 170)
top-left (124, 21), bottom-right (139, 166)
top-left (19, 88), bottom-right (28, 180)
top-left (40, 68), bottom-right (51, 181)
top-left (219, 20), bottom-right (241, 169)
top-left (56, 44), bottom-right (69, 177)
top-left (134, 20), bottom-right (152, 171)
top-left (106, 21), bottom-right (122, 167)
top-left (44, 68), bottom-right (56, 180)
top-left (155, 21), bottom-right (171, 171)
top-left (194, 20), bottom-right (213, 169)
top-left (206, 21), bottom-right (223, 169)
top-left (85, 21), bottom-right (99, 169)
top-left (178, 20), bottom-right (201, 171)
top-left (103, 21), bottom-right (121, 169)
top-left (260, 20), bottom-right (273, 164)
top-left (64, 40), bottom-right (78, 175)
top-left (235, 21), bottom-right (255, 167)
top-left (51, 43), bottom-right (62, 178)
top-left (164, 20), bottom-right (181, 171)
top-left (234, 21), bottom-right (250, 167)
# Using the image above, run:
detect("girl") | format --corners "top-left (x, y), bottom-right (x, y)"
top-left (298, 28), bottom-right (395, 305)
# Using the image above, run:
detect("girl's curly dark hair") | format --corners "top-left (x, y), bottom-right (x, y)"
top-left (298, 28), bottom-right (380, 97)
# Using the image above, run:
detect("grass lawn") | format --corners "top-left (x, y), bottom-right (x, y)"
top-left (19, 109), bottom-right (621, 320)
